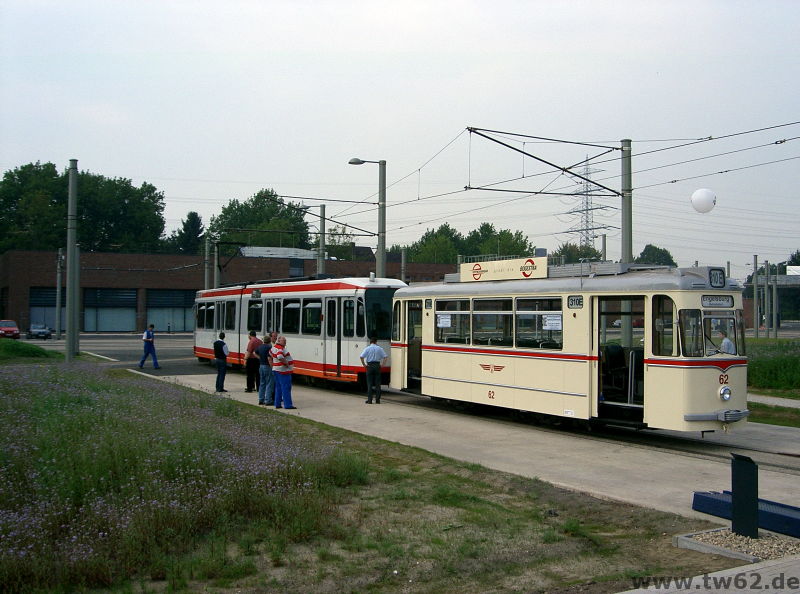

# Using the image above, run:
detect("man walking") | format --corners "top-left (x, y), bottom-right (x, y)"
top-left (270, 335), bottom-right (296, 409)
top-left (214, 332), bottom-right (229, 393)
top-left (255, 335), bottom-right (274, 406)
top-left (360, 336), bottom-right (387, 404)
top-left (245, 330), bottom-right (263, 392)
top-left (138, 324), bottom-right (160, 369)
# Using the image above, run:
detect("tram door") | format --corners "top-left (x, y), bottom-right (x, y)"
top-left (597, 296), bottom-right (646, 422)
top-left (406, 300), bottom-right (423, 390)
top-left (324, 297), bottom-right (342, 378)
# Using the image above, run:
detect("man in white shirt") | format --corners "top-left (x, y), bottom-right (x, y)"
top-left (360, 336), bottom-right (388, 404)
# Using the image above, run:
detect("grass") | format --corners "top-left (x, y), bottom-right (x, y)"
top-left (746, 338), bottom-right (800, 396)
top-left (0, 339), bottom-right (62, 362)
top-left (0, 359), bottom-right (744, 593)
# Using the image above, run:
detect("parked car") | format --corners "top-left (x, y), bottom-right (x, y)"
top-left (26, 323), bottom-right (52, 340)
top-left (0, 320), bottom-right (21, 339)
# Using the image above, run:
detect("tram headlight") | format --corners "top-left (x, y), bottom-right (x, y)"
top-left (719, 386), bottom-right (732, 402)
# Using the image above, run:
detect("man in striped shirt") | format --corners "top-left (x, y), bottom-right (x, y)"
top-left (270, 335), bottom-right (296, 409)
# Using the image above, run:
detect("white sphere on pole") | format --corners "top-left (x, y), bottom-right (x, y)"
top-left (691, 188), bottom-right (716, 213)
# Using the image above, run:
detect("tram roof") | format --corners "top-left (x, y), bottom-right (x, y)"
top-left (395, 266), bottom-right (742, 298)
top-left (197, 276), bottom-right (406, 298)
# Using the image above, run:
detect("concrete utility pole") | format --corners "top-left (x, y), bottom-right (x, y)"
top-left (765, 260), bottom-right (771, 336)
top-left (620, 139), bottom-right (633, 263)
top-left (56, 248), bottom-right (63, 340)
top-left (317, 204), bottom-right (326, 276)
top-left (204, 235), bottom-right (211, 290)
top-left (65, 159), bottom-right (79, 362)
top-left (753, 254), bottom-right (760, 339)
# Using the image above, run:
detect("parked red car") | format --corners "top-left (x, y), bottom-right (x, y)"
top-left (0, 320), bottom-right (21, 339)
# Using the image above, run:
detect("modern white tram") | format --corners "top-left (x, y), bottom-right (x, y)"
top-left (389, 262), bottom-right (749, 433)
top-left (194, 277), bottom-right (406, 384)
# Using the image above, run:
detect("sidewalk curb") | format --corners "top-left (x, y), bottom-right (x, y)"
top-left (673, 528), bottom-right (760, 563)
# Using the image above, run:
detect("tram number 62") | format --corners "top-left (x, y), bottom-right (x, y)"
top-left (488, 390), bottom-right (495, 399)
top-left (719, 374), bottom-right (729, 385)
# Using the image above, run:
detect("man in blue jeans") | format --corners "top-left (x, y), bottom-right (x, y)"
top-left (138, 324), bottom-right (160, 369)
top-left (213, 332), bottom-right (229, 393)
top-left (255, 335), bottom-right (274, 405)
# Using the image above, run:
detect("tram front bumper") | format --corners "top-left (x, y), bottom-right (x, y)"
top-left (684, 409), bottom-right (750, 423)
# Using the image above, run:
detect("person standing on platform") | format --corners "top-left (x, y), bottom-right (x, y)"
top-left (138, 324), bottom-right (160, 369)
top-left (245, 330), bottom-right (263, 392)
top-left (255, 335), bottom-right (274, 406)
top-left (270, 335), bottom-right (295, 409)
top-left (214, 332), bottom-right (229, 393)
top-left (360, 336), bottom-right (387, 403)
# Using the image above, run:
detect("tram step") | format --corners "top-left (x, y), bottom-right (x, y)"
top-left (692, 491), bottom-right (800, 538)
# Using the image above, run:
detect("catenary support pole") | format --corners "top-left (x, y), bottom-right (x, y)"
top-left (318, 204), bottom-right (326, 276)
top-left (754, 254), bottom-right (759, 339)
top-left (65, 159), bottom-right (79, 362)
top-left (377, 160), bottom-right (386, 277)
top-left (620, 139), bottom-right (632, 263)
top-left (56, 248), bottom-right (63, 340)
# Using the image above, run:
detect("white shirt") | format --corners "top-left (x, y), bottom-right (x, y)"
top-left (360, 343), bottom-right (387, 364)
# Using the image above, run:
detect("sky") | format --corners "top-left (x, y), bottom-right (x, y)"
top-left (1, 0), bottom-right (798, 280)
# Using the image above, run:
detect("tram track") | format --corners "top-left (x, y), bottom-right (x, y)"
top-left (376, 388), bottom-right (800, 477)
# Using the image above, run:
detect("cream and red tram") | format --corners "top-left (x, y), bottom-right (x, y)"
top-left (194, 277), bottom-right (406, 384)
top-left (390, 259), bottom-right (748, 433)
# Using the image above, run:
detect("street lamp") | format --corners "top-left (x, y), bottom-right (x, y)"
top-left (349, 157), bottom-right (386, 278)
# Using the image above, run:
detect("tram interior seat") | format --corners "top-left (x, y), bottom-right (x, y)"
top-left (517, 338), bottom-right (539, 348)
top-left (603, 344), bottom-right (628, 394)
top-left (538, 341), bottom-right (561, 349)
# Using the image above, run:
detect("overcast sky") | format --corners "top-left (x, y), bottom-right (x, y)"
top-left (2, 0), bottom-right (798, 279)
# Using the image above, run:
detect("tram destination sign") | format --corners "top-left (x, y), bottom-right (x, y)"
top-left (460, 257), bottom-right (548, 282)
top-left (702, 295), bottom-right (734, 308)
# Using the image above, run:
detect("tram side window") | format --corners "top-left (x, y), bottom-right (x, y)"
top-left (327, 300), bottom-right (337, 337)
top-left (283, 299), bottom-right (300, 334)
top-left (356, 298), bottom-right (366, 337)
top-left (392, 302), bottom-right (401, 342)
top-left (264, 301), bottom-right (273, 334)
top-left (679, 309), bottom-right (703, 357)
top-left (343, 300), bottom-right (355, 337)
top-left (302, 299), bottom-right (322, 335)
top-left (247, 300), bottom-right (262, 332)
top-left (205, 304), bottom-right (215, 329)
top-left (653, 295), bottom-right (678, 357)
top-left (196, 304), bottom-right (205, 329)
top-left (472, 298), bottom-right (512, 346)
top-left (434, 299), bottom-right (470, 344)
top-left (515, 298), bottom-right (562, 349)
top-left (224, 301), bottom-right (236, 331)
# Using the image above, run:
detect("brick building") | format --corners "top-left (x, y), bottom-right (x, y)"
top-left (0, 249), bottom-right (453, 332)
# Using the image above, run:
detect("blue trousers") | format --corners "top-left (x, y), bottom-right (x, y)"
top-left (139, 343), bottom-right (159, 368)
top-left (273, 372), bottom-right (293, 408)
top-left (215, 358), bottom-right (227, 392)
top-left (258, 364), bottom-right (274, 405)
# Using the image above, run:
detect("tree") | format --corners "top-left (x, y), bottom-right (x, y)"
top-left (550, 242), bottom-right (602, 264)
top-left (634, 244), bottom-right (677, 267)
top-left (166, 211), bottom-right (205, 254)
top-left (406, 224), bottom-right (464, 264)
top-left (208, 189), bottom-right (310, 251)
top-left (788, 249), bottom-right (800, 266)
top-left (0, 162), bottom-right (166, 253)
top-left (463, 223), bottom-right (534, 257)
top-left (325, 224), bottom-right (357, 260)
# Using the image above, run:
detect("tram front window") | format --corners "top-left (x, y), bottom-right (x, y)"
top-left (679, 309), bottom-right (743, 357)
top-left (702, 316), bottom-right (740, 356)
top-left (365, 288), bottom-right (396, 340)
